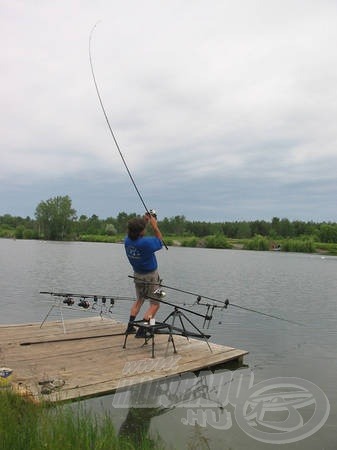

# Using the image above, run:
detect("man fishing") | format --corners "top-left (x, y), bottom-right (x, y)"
top-left (124, 212), bottom-right (163, 337)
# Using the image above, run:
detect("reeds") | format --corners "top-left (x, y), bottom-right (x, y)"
top-left (0, 390), bottom-right (161, 450)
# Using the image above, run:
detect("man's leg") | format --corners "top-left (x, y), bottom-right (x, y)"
top-left (143, 271), bottom-right (161, 321)
top-left (143, 302), bottom-right (160, 321)
top-left (126, 298), bottom-right (144, 333)
top-left (130, 298), bottom-right (144, 317)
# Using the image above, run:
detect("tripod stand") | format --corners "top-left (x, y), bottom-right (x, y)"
top-left (162, 306), bottom-right (212, 353)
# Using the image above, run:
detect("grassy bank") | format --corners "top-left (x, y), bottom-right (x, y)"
top-left (2, 231), bottom-right (337, 255)
top-left (0, 390), bottom-right (162, 450)
top-left (77, 233), bottom-right (337, 255)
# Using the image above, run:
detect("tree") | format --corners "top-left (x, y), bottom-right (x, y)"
top-left (318, 223), bottom-right (337, 243)
top-left (116, 212), bottom-right (136, 234)
top-left (237, 221), bottom-right (252, 238)
top-left (278, 218), bottom-right (294, 238)
top-left (86, 214), bottom-right (103, 234)
top-left (251, 220), bottom-right (270, 236)
top-left (186, 221), bottom-right (212, 237)
top-left (35, 195), bottom-right (76, 240)
top-left (105, 223), bottom-right (117, 236)
top-left (160, 215), bottom-right (187, 235)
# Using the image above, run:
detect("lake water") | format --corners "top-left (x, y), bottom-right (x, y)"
top-left (0, 238), bottom-right (336, 449)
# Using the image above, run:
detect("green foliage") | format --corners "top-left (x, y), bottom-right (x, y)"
top-left (318, 223), bottom-right (337, 243)
top-left (1, 196), bottom-right (337, 255)
top-left (35, 195), bottom-right (76, 240)
top-left (204, 234), bottom-right (231, 249)
top-left (115, 212), bottom-right (137, 234)
top-left (281, 238), bottom-right (315, 253)
top-left (78, 234), bottom-right (121, 243)
top-left (0, 389), bottom-right (42, 450)
top-left (181, 237), bottom-right (199, 247)
top-left (236, 221), bottom-right (252, 238)
top-left (315, 242), bottom-right (337, 255)
top-left (160, 215), bottom-right (187, 235)
top-left (105, 223), bottom-right (117, 236)
top-left (185, 221), bottom-right (213, 237)
top-left (22, 228), bottom-right (38, 239)
top-left (14, 225), bottom-right (25, 239)
top-left (243, 235), bottom-right (270, 251)
top-left (160, 236), bottom-right (173, 246)
top-left (0, 227), bottom-right (15, 238)
top-left (0, 390), bottom-right (162, 450)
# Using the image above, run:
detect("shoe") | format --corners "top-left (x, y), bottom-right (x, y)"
top-left (126, 323), bottom-right (136, 334)
top-left (135, 327), bottom-right (147, 338)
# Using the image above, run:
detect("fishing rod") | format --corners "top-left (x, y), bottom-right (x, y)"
top-left (39, 291), bottom-right (134, 318)
top-left (128, 276), bottom-right (303, 326)
top-left (89, 23), bottom-right (168, 249)
top-left (40, 291), bottom-right (134, 302)
top-left (147, 295), bottom-right (212, 321)
top-left (39, 291), bottom-right (212, 345)
top-left (20, 331), bottom-right (127, 346)
top-left (221, 299), bottom-right (303, 326)
top-left (89, 23), bottom-right (148, 213)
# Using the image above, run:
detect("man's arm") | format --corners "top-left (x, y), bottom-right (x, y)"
top-left (145, 213), bottom-right (163, 241)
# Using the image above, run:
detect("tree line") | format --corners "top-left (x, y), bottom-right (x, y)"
top-left (1, 195), bottom-right (337, 244)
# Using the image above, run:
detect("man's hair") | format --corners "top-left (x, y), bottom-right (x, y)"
top-left (127, 217), bottom-right (146, 240)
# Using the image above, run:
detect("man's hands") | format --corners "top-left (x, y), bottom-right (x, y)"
top-left (144, 211), bottom-right (163, 241)
top-left (144, 211), bottom-right (156, 222)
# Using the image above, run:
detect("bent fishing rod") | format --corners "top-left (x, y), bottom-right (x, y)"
top-left (128, 276), bottom-right (303, 326)
top-left (89, 23), bottom-right (168, 249)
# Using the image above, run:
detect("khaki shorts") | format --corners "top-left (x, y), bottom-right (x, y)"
top-left (134, 270), bottom-right (161, 305)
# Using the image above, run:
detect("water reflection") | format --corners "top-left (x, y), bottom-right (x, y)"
top-left (118, 407), bottom-right (167, 447)
top-left (113, 360), bottom-right (248, 446)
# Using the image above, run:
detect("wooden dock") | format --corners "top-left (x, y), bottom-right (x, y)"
top-left (0, 317), bottom-right (248, 403)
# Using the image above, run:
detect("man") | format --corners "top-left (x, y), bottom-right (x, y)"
top-left (124, 213), bottom-right (163, 336)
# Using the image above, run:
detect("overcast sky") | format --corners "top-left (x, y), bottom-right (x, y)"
top-left (1, 1), bottom-right (337, 222)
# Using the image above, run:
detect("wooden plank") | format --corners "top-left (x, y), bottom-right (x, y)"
top-left (0, 318), bottom-right (248, 403)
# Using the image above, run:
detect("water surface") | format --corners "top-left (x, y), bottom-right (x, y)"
top-left (0, 239), bottom-right (336, 449)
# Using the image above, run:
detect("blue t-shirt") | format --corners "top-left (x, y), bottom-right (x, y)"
top-left (124, 236), bottom-right (163, 273)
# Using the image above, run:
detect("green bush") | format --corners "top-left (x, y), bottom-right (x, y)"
top-left (315, 242), bottom-right (337, 255)
top-left (204, 234), bottom-right (231, 249)
top-left (281, 238), bottom-right (315, 253)
top-left (23, 229), bottom-right (39, 239)
top-left (78, 234), bottom-right (120, 243)
top-left (0, 228), bottom-right (15, 238)
top-left (14, 225), bottom-right (25, 239)
top-left (243, 235), bottom-right (270, 251)
top-left (181, 237), bottom-right (199, 247)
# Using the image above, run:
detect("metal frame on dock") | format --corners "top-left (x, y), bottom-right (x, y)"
top-left (123, 320), bottom-right (177, 358)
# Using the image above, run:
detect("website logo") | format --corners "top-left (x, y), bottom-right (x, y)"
top-left (112, 362), bottom-right (330, 444)
top-left (234, 377), bottom-right (330, 444)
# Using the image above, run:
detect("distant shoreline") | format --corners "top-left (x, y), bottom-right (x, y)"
top-left (4, 236), bottom-right (336, 256)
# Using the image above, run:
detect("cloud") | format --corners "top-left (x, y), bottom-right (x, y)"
top-left (1, 0), bottom-right (337, 221)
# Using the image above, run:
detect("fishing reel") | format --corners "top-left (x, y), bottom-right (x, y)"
top-left (92, 296), bottom-right (98, 309)
top-left (108, 298), bottom-right (115, 313)
top-left (63, 297), bottom-right (74, 306)
top-left (153, 288), bottom-right (166, 298)
top-left (78, 298), bottom-right (90, 309)
top-left (145, 209), bottom-right (157, 219)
